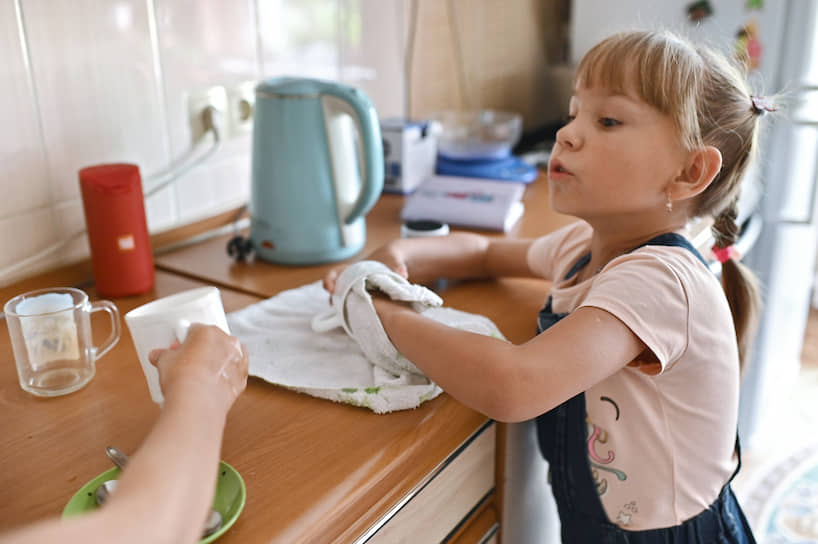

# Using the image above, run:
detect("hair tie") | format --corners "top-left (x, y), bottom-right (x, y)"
top-left (750, 95), bottom-right (777, 115)
top-left (712, 244), bottom-right (739, 263)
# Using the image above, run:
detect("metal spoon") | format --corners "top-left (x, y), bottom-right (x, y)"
top-left (105, 446), bottom-right (223, 537)
top-left (94, 479), bottom-right (117, 506)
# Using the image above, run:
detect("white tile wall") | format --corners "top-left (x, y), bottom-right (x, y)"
top-left (0, 0), bottom-right (405, 288)
top-left (338, 0), bottom-right (405, 119)
top-left (154, 0), bottom-right (258, 225)
top-left (22, 0), bottom-right (169, 203)
top-left (52, 199), bottom-right (91, 264)
top-left (0, 1), bottom-right (51, 218)
top-left (0, 209), bottom-right (59, 281)
top-left (257, 0), bottom-right (341, 80)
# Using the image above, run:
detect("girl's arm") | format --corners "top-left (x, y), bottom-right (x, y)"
top-left (1, 324), bottom-right (249, 544)
top-left (374, 298), bottom-right (646, 422)
top-left (325, 233), bottom-right (538, 293)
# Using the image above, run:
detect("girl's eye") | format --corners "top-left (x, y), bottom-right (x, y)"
top-left (599, 117), bottom-right (621, 128)
top-left (562, 115), bottom-right (576, 126)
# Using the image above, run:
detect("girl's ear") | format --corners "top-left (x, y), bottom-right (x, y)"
top-left (674, 145), bottom-right (723, 198)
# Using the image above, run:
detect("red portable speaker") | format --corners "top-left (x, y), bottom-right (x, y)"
top-left (79, 163), bottom-right (154, 297)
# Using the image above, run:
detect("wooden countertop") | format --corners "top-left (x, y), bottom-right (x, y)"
top-left (0, 175), bottom-right (575, 542)
top-left (0, 269), bottom-right (495, 542)
top-left (154, 176), bottom-right (576, 308)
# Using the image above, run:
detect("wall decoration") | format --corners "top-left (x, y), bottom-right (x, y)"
top-left (735, 20), bottom-right (762, 70)
top-left (686, 0), bottom-right (713, 22)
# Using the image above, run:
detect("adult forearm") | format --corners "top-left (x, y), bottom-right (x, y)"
top-left (0, 324), bottom-right (247, 544)
top-left (110, 392), bottom-right (227, 544)
top-left (0, 394), bottom-right (228, 544)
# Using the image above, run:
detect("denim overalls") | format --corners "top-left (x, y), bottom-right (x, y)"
top-left (535, 233), bottom-right (756, 543)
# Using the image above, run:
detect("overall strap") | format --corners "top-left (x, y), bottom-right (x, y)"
top-left (537, 253), bottom-right (590, 332)
top-left (565, 232), bottom-right (708, 286)
top-left (564, 251), bottom-right (592, 280)
top-left (729, 435), bottom-right (743, 482)
top-left (633, 232), bottom-right (708, 267)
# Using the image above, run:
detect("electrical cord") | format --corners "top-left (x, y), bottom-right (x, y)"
top-left (0, 229), bottom-right (88, 285)
top-left (0, 106), bottom-right (223, 285)
top-left (158, 214), bottom-right (251, 258)
top-left (446, 0), bottom-right (471, 109)
top-left (144, 105), bottom-right (222, 198)
top-left (404, 0), bottom-right (419, 116)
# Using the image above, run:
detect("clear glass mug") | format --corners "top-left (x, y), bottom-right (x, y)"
top-left (4, 287), bottom-right (120, 397)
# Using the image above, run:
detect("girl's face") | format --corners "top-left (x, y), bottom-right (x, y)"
top-left (548, 84), bottom-right (688, 223)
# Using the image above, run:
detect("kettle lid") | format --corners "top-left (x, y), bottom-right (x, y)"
top-left (256, 77), bottom-right (339, 97)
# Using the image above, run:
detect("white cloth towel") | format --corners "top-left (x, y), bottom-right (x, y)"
top-left (227, 277), bottom-right (503, 414)
top-left (311, 261), bottom-right (443, 376)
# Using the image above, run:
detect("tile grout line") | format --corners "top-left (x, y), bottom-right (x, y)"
top-left (145, 0), bottom-right (176, 225)
top-left (252, 0), bottom-right (263, 78)
top-left (13, 0), bottom-right (60, 261)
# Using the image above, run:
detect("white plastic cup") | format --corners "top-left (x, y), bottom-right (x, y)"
top-left (124, 287), bottom-right (229, 403)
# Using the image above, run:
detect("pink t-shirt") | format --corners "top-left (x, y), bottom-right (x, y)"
top-left (527, 221), bottom-right (740, 530)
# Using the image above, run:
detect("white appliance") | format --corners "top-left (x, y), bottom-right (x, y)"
top-left (738, 2), bottom-right (818, 451)
top-left (503, 2), bottom-right (818, 542)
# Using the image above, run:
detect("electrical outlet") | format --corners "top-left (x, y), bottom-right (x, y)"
top-left (186, 85), bottom-right (228, 144)
top-left (226, 81), bottom-right (256, 136)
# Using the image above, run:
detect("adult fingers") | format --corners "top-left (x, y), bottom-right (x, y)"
top-left (148, 348), bottom-right (165, 366)
top-left (148, 340), bottom-right (181, 366)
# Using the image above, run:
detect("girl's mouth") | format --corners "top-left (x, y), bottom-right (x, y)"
top-left (549, 159), bottom-right (573, 177)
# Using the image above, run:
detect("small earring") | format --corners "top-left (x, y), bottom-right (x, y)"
top-left (665, 193), bottom-right (673, 213)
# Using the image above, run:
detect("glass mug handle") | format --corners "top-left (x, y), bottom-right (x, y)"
top-left (90, 300), bottom-right (121, 360)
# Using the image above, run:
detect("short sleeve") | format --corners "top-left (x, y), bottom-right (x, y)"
top-left (579, 252), bottom-right (689, 371)
top-left (526, 220), bottom-right (592, 281)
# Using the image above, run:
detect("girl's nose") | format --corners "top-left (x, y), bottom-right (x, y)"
top-left (555, 121), bottom-right (581, 149)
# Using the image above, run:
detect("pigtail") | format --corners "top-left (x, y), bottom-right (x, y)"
top-left (711, 200), bottom-right (762, 372)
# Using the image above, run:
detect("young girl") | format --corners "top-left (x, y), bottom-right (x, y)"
top-left (325, 30), bottom-right (770, 542)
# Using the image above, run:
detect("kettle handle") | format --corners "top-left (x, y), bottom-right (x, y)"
top-left (320, 85), bottom-right (384, 225)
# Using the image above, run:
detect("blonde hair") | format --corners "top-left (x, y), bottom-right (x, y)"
top-left (576, 29), bottom-right (767, 369)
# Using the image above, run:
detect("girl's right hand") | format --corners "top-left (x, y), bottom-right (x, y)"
top-left (323, 241), bottom-right (409, 295)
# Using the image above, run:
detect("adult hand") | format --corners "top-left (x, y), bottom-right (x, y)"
top-left (148, 324), bottom-right (249, 414)
top-left (322, 241), bottom-right (409, 295)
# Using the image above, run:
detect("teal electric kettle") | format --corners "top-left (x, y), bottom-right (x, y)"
top-left (249, 77), bottom-right (384, 264)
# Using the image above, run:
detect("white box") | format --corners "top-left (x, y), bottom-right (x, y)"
top-left (401, 175), bottom-right (526, 232)
top-left (381, 119), bottom-right (438, 194)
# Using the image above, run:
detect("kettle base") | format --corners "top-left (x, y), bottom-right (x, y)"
top-left (252, 242), bottom-right (364, 266)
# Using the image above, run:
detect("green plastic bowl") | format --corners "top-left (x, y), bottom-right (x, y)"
top-left (62, 461), bottom-right (245, 543)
